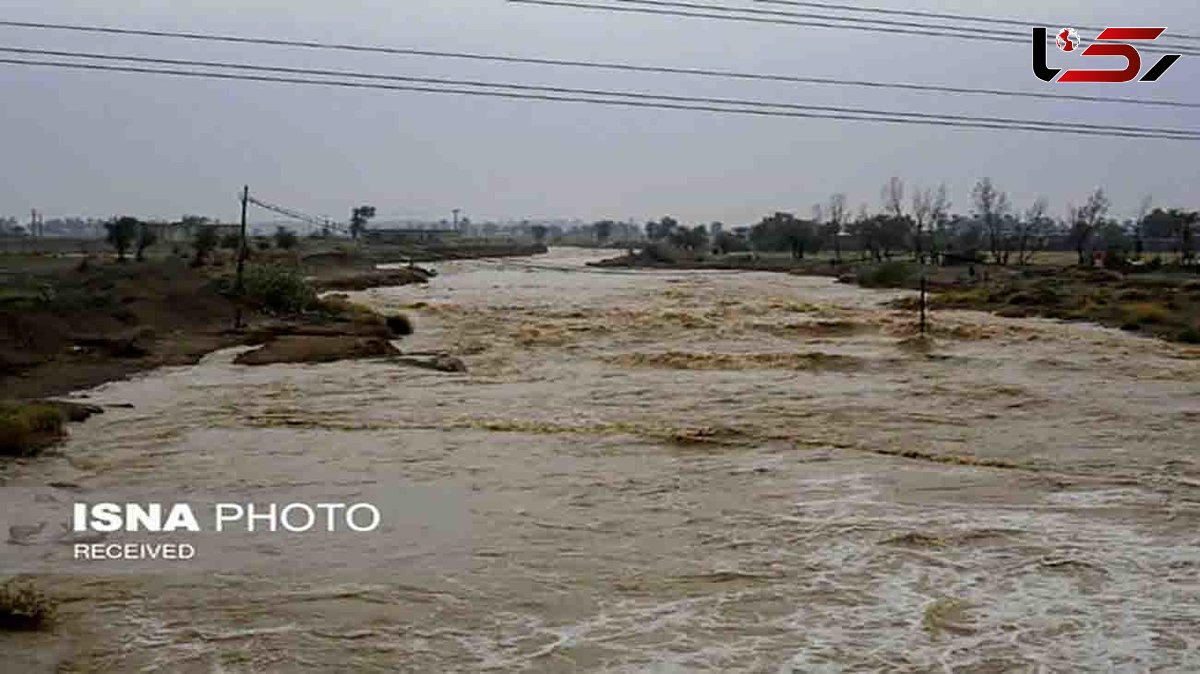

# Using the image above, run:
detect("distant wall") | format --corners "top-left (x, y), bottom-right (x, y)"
top-left (0, 236), bottom-right (109, 254)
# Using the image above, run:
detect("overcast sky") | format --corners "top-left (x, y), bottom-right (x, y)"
top-left (1, 1), bottom-right (1196, 225)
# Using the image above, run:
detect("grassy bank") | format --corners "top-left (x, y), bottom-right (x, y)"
top-left (923, 267), bottom-right (1200, 343)
top-left (593, 250), bottom-right (1200, 344)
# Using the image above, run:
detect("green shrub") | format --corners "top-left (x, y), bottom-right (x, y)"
top-left (0, 578), bottom-right (55, 631)
top-left (855, 261), bottom-right (915, 288)
top-left (239, 267), bottom-right (318, 314)
top-left (1179, 327), bottom-right (1200, 344)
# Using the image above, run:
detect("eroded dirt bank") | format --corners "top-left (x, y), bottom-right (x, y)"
top-left (2, 249), bottom-right (1199, 671)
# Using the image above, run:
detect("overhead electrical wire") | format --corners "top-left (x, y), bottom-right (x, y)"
top-left (0, 21), bottom-right (1194, 110)
top-left (2, 47), bottom-right (1196, 140)
top-left (517, 0), bottom-right (1200, 54)
top-left (504, 0), bottom-right (1200, 56)
top-left (1, 56), bottom-right (1197, 141)
top-left (755, 0), bottom-right (1200, 43)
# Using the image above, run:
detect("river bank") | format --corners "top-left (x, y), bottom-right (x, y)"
top-left (0, 241), bottom-right (543, 403)
top-left (591, 249), bottom-right (1200, 344)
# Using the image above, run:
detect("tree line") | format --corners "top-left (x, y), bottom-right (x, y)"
top-left (588, 177), bottom-right (1197, 267)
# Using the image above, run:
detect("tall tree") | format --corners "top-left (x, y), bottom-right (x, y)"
top-left (822, 193), bottom-right (848, 263)
top-left (134, 220), bottom-right (157, 261)
top-left (1014, 197), bottom-right (1050, 266)
top-left (191, 225), bottom-right (219, 267)
top-left (105, 216), bottom-right (138, 262)
top-left (646, 216), bottom-right (678, 241)
top-left (911, 186), bottom-right (949, 264)
top-left (881, 177), bottom-right (905, 220)
top-left (1133, 195), bottom-right (1153, 258)
top-left (1068, 187), bottom-right (1110, 266)
top-left (350, 206), bottom-right (376, 241)
top-left (593, 220), bottom-right (614, 245)
top-left (972, 177), bottom-right (1012, 265)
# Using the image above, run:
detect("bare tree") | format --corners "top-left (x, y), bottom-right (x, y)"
top-left (929, 184), bottom-right (950, 264)
top-left (882, 177), bottom-right (905, 220)
top-left (911, 186), bottom-right (947, 264)
top-left (1014, 197), bottom-right (1049, 265)
top-left (1068, 187), bottom-right (1110, 266)
top-left (825, 193), bottom-right (847, 263)
top-left (972, 177), bottom-right (1012, 265)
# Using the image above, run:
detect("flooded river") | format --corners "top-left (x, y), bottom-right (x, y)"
top-left (3, 248), bottom-right (1199, 671)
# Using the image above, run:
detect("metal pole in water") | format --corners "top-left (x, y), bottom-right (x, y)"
top-left (919, 273), bottom-right (927, 335)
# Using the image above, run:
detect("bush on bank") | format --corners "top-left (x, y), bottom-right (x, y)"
top-left (219, 266), bottom-right (318, 314)
top-left (0, 403), bottom-right (65, 457)
top-left (855, 261), bottom-right (916, 288)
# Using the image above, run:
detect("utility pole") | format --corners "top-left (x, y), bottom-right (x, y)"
top-left (234, 185), bottom-right (249, 330)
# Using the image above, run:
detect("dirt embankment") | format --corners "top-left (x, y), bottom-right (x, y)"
top-left (0, 234), bottom-right (543, 402)
top-left (0, 251), bottom-right (425, 401)
top-left (0, 258), bottom-right (249, 400)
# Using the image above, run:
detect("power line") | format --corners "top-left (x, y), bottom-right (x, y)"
top-left (505, 0), bottom-right (1200, 56)
top-left (1, 56), bottom-right (1197, 141)
top-left (559, 0), bottom-right (1044, 41)
top-left (5, 47), bottom-right (1197, 139)
top-left (246, 195), bottom-right (347, 233)
top-left (532, 0), bottom-right (1200, 54)
top-left (755, 0), bottom-right (1200, 43)
top-left (1, 20), bottom-right (1194, 109)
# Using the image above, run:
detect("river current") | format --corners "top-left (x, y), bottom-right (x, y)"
top-left (3, 248), bottom-right (1199, 671)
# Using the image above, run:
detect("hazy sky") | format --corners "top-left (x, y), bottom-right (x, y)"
top-left (1, 1), bottom-right (1196, 225)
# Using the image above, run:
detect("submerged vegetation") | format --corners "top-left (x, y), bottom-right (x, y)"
top-left (0, 578), bottom-right (55, 631)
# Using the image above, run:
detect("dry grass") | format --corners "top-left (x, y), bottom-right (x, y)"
top-left (1122, 302), bottom-right (1171, 326)
top-left (0, 403), bottom-right (65, 457)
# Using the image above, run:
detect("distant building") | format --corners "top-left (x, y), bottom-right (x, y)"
top-left (364, 228), bottom-right (461, 245)
top-left (148, 221), bottom-right (238, 243)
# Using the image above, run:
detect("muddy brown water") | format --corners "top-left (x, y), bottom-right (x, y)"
top-left (2, 248), bottom-right (1199, 672)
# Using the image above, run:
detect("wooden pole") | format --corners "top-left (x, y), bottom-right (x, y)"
top-left (234, 185), bottom-right (249, 329)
